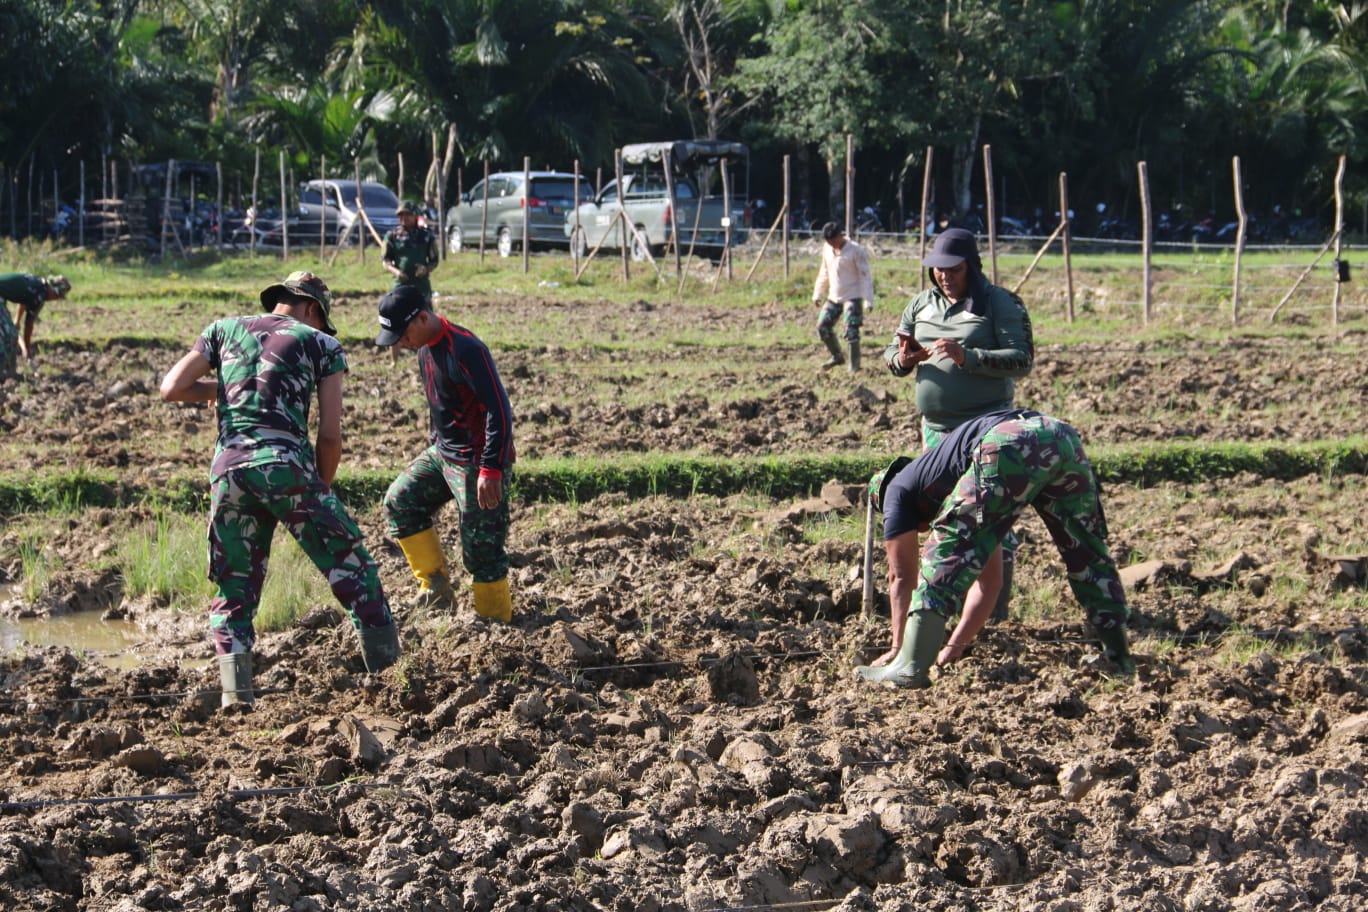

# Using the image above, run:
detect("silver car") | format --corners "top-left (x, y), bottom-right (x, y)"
top-left (296, 180), bottom-right (402, 245)
top-left (445, 172), bottom-right (588, 256)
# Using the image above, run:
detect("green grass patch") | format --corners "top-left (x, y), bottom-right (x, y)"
top-left (118, 508), bottom-right (214, 610)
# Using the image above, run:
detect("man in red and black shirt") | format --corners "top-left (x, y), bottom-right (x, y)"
top-left (376, 285), bottom-right (516, 621)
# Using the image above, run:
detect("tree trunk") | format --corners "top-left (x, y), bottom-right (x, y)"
top-left (951, 113), bottom-right (982, 219)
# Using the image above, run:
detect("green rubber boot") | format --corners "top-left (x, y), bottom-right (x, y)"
top-left (218, 652), bottom-right (254, 707)
top-left (359, 622), bottom-right (402, 673)
top-left (856, 610), bottom-right (947, 688)
top-left (1095, 622), bottom-right (1136, 676)
top-left (821, 335), bottom-right (844, 368)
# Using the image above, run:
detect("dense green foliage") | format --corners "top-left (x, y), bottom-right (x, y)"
top-left (3, 1), bottom-right (1368, 229)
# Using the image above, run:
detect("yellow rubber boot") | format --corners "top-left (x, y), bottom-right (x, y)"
top-left (397, 529), bottom-right (456, 611)
top-left (472, 578), bottom-right (513, 623)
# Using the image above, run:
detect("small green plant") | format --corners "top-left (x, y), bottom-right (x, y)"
top-left (257, 531), bottom-right (334, 631)
top-left (17, 531), bottom-right (56, 604)
top-left (119, 508), bottom-right (214, 611)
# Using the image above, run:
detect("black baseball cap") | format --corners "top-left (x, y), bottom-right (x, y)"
top-left (375, 285), bottom-right (427, 346)
top-left (922, 228), bottom-right (979, 268)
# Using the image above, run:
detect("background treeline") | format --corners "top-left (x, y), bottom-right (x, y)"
top-left (5, 0), bottom-right (1368, 230)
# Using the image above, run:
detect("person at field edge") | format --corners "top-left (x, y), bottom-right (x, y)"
top-left (375, 284), bottom-right (516, 622)
top-left (858, 408), bottom-right (1134, 688)
top-left (812, 221), bottom-right (874, 372)
top-left (0, 273), bottom-right (70, 381)
top-left (869, 227), bottom-right (1034, 658)
top-left (159, 271), bottom-right (400, 707)
top-left (383, 200), bottom-right (440, 304)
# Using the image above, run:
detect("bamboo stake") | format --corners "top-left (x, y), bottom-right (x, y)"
top-left (1332, 153), bottom-right (1346, 326)
top-left (1137, 161), bottom-right (1152, 324)
top-left (919, 146), bottom-right (933, 291)
top-left (1059, 172), bottom-right (1074, 323)
top-left (1232, 156), bottom-right (1246, 326)
top-left (782, 154), bottom-right (791, 279)
top-left (522, 156), bottom-right (531, 274)
top-left (983, 144), bottom-right (998, 284)
top-left (1012, 220), bottom-right (1065, 295)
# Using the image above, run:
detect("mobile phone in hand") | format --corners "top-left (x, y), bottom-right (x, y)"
top-left (895, 329), bottom-right (923, 351)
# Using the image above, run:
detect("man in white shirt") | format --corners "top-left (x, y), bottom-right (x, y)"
top-left (812, 221), bottom-right (875, 372)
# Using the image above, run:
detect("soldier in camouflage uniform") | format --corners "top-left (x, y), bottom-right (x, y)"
top-left (159, 271), bottom-right (400, 707)
top-left (857, 408), bottom-right (1133, 688)
top-left (0, 273), bottom-right (70, 380)
top-left (382, 200), bottom-right (439, 303)
top-left (374, 284), bottom-right (515, 622)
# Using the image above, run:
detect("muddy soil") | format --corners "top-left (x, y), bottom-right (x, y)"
top-left (0, 296), bottom-right (1366, 911)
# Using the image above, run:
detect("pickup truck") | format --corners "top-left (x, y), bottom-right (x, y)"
top-left (565, 140), bottom-right (751, 261)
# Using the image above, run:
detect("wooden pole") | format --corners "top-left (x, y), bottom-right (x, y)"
top-left (721, 158), bottom-right (734, 282)
top-left (79, 160), bottom-right (86, 248)
top-left (919, 145), bottom-right (933, 291)
top-left (1011, 221), bottom-right (1065, 295)
top-left (844, 133), bottom-right (854, 238)
top-left (250, 148), bottom-right (260, 257)
top-left (983, 144), bottom-right (998, 284)
top-left (571, 159), bottom-right (582, 272)
top-left (479, 160), bottom-right (490, 262)
top-left (615, 149), bottom-right (629, 280)
top-left (522, 156), bottom-right (531, 274)
top-left (355, 159), bottom-right (365, 264)
top-left (782, 154), bottom-right (791, 279)
top-left (214, 161), bottom-right (222, 252)
top-left (397, 152), bottom-right (405, 201)
top-left (161, 160), bottom-right (173, 259)
top-left (1232, 156), bottom-right (1246, 326)
top-left (1059, 172), bottom-right (1074, 323)
top-left (664, 148), bottom-right (681, 279)
top-left (319, 155), bottom-right (327, 259)
top-left (434, 131), bottom-right (445, 263)
top-left (1269, 230), bottom-right (1341, 322)
top-left (1332, 153), bottom-right (1346, 326)
top-left (279, 151), bottom-right (288, 260)
top-left (1138, 161), bottom-right (1152, 325)
top-left (861, 491), bottom-right (876, 619)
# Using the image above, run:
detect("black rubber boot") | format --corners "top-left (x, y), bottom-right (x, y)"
top-left (219, 652), bottom-right (254, 707)
top-left (848, 342), bottom-right (861, 373)
top-left (856, 610), bottom-right (947, 688)
top-left (359, 622), bottom-right (402, 673)
top-left (1095, 622), bottom-right (1136, 675)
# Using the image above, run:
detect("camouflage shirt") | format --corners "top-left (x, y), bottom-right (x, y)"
top-left (193, 315), bottom-right (348, 478)
top-left (0, 272), bottom-right (47, 316)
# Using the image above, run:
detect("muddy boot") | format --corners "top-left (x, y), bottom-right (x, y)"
top-left (219, 652), bottom-right (254, 707)
top-left (1094, 621), bottom-right (1136, 676)
top-left (358, 622), bottom-right (402, 673)
top-left (473, 577), bottom-right (513, 623)
top-left (848, 342), bottom-right (861, 373)
top-left (398, 528), bottom-right (457, 612)
top-left (856, 609), bottom-right (946, 688)
top-left (821, 335), bottom-right (844, 369)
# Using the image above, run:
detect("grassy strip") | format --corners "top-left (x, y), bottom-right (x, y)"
top-left (1, 438), bottom-right (1365, 517)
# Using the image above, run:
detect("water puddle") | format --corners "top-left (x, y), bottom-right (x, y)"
top-left (1, 582), bottom-right (155, 670)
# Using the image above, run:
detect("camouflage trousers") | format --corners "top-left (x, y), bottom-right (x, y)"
top-left (817, 298), bottom-right (864, 344)
top-left (208, 463), bottom-right (392, 655)
top-left (913, 414), bottom-right (1128, 631)
top-left (0, 305), bottom-right (17, 380)
top-left (384, 445), bottom-right (510, 583)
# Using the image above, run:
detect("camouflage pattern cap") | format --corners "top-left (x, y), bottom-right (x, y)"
top-left (45, 275), bottom-right (72, 297)
top-left (260, 271), bottom-right (337, 336)
top-left (869, 455), bottom-right (914, 513)
top-left (396, 200), bottom-right (422, 216)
